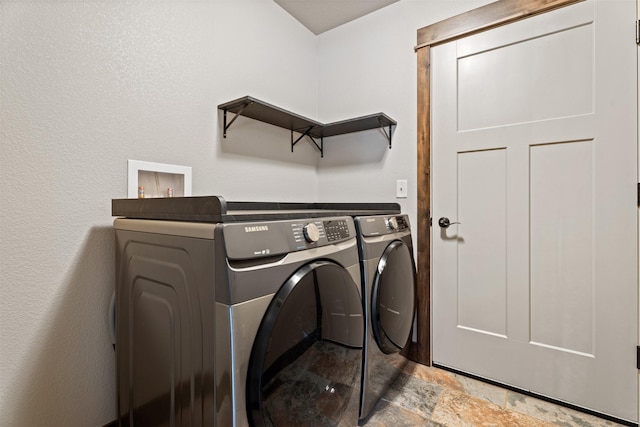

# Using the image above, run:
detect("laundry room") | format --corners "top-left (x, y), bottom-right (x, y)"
top-left (2, 0), bottom-right (639, 426)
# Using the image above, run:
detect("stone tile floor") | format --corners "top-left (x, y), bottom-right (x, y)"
top-left (361, 361), bottom-right (630, 427)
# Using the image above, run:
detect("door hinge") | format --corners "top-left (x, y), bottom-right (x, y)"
top-left (637, 20), bottom-right (640, 44)
top-left (637, 183), bottom-right (640, 207)
top-left (637, 346), bottom-right (640, 369)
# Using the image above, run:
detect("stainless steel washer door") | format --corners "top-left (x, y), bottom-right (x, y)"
top-left (246, 260), bottom-right (364, 427)
top-left (371, 240), bottom-right (416, 354)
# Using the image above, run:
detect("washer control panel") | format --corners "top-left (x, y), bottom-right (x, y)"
top-left (324, 219), bottom-right (350, 242)
top-left (357, 214), bottom-right (410, 237)
top-left (291, 219), bottom-right (350, 245)
top-left (292, 221), bottom-right (326, 245)
top-left (223, 216), bottom-right (355, 260)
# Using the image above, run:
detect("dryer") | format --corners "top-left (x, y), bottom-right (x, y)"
top-left (354, 214), bottom-right (417, 424)
top-left (114, 210), bottom-right (363, 426)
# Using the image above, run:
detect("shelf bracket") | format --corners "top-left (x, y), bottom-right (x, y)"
top-left (291, 126), bottom-right (313, 150)
top-left (308, 135), bottom-right (324, 158)
top-left (378, 118), bottom-right (394, 149)
top-left (291, 127), bottom-right (324, 158)
top-left (222, 101), bottom-right (252, 138)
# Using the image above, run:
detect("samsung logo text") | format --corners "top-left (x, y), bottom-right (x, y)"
top-left (245, 225), bottom-right (269, 233)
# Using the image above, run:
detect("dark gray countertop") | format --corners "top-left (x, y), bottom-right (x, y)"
top-left (112, 196), bottom-right (401, 222)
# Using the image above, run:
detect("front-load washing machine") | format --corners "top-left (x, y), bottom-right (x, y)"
top-left (219, 216), bottom-right (363, 427)
top-left (354, 214), bottom-right (416, 424)
top-left (114, 209), bottom-right (363, 426)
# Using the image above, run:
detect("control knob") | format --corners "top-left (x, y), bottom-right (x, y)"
top-left (387, 217), bottom-right (398, 230)
top-left (303, 223), bottom-right (320, 243)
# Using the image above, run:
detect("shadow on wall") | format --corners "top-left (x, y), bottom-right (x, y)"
top-left (216, 110), bottom-right (391, 166)
top-left (6, 227), bottom-right (116, 426)
top-left (217, 110), bottom-right (320, 166)
top-left (316, 128), bottom-right (391, 167)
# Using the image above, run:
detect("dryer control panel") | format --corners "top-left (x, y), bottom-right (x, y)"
top-left (223, 216), bottom-right (355, 260)
top-left (357, 214), bottom-right (410, 237)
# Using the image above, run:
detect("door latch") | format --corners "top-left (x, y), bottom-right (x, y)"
top-left (438, 217), bottom-right (461, 228)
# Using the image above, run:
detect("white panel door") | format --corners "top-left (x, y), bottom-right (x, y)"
top-left (431, 0), bottom-right (638, 422)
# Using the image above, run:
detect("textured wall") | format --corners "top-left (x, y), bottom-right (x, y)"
top-left (0, 1), bottom-right (317, 425)
top-left (1, 0), bottom-right (567, 425)
top-left (315, 0), bottom-right (494, 245)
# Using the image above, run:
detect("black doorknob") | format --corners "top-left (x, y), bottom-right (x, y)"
top-left (438, 217), bottom-right (460, 228)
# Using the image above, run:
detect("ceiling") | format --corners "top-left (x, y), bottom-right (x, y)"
top-left (273, 0), bottom-right (401, 35)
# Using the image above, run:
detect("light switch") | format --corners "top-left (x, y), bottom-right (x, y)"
top-left (396, 179), bottom-right (408, 198)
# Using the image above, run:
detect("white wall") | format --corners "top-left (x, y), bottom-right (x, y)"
top-left (316, 0), bottom-right (494, 241)
top-left (0, 1), bottom-right (317, 425)
top-left (318, 0), bottom-right (639, 420)
top-left (0, 0), bottom-right (504, 425)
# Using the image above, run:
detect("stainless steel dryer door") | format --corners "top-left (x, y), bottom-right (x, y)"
top-left (371, 240), bottom-right (416, 354)
top-left (246, 260), bottom-right (363, 427)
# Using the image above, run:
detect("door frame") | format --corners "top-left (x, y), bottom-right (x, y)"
top-left (411, 0), bottom-right (584, 366)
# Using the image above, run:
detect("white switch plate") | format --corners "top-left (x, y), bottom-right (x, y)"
top-left (396, 179), bottom-right (408, 198)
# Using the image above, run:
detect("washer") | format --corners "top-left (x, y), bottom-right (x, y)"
top-left (225, 216), bottom-right (362, 426)
top-left (354, 214), bottom-right (417, 424)
top-left (114, 213), bottom-right (363, 426)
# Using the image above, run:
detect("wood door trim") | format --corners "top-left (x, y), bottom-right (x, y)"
top-left (416, 0), bottom-right (583, 50)
top-left (413, 0), bottom-right (582, 367)
top-left (407, 45), bottom-right (431, 365)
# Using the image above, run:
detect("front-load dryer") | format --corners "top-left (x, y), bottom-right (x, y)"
top-left (354, 214), bottom-right (416, 424)
top-left (216, 216), bottom-right (363, 426)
